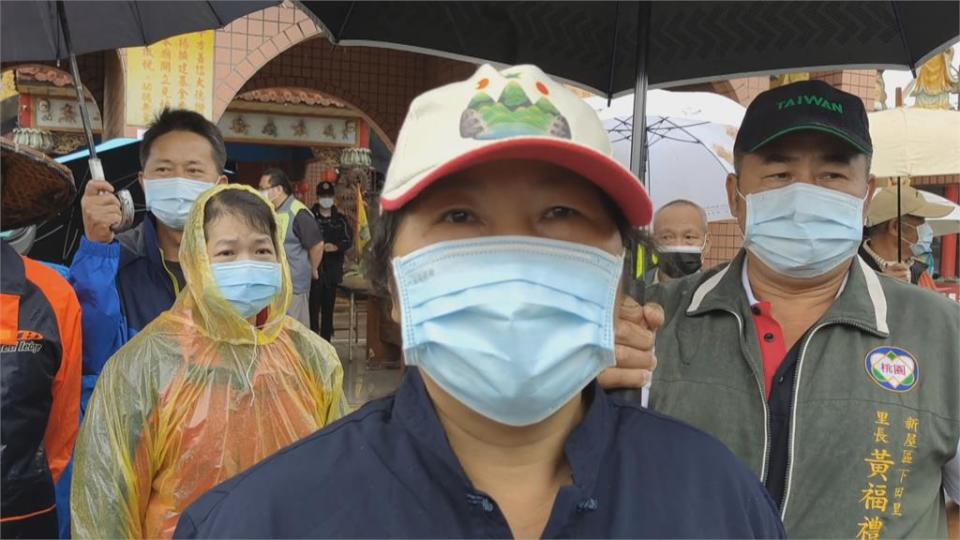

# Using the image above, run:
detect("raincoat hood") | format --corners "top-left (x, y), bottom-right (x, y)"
top-left (177, 183), bottom-right (292, 345)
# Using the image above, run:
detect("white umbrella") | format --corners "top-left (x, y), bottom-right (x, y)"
top-left (868, 108), bottom-right (960, 258)
top-left (919, 190), bottom-right (960, 237)
top-left (588, 90), bottom-right (746, 221)
top-left (869, 108), bottom-right (960, 179)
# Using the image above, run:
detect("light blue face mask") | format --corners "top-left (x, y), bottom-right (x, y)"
top-left (211, 260), bottom-right (282, 319)
top-left (909, 222), bottom-right (934, 258)
top-left (144, 177), bottom-right (215, 230)
top-left (741, 182), bottom-right (865, 279)
top-left (393, 236), bottom-right (623, 427)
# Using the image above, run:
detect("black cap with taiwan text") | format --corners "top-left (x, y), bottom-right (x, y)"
top-left (734, 80), bottom-right (872, 155)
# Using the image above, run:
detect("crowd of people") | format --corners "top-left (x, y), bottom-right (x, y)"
top-left (0, 63), bottom-right (957, 539)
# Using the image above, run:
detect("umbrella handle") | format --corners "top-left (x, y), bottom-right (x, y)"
top-left (90, 157), bottom-right (135, 232)
top-left (113, 189), bottom-right (135, 233)
top-left (88, 157), bottom-right (105, 181)
top-left (609, 232), bottom-right (648, 405)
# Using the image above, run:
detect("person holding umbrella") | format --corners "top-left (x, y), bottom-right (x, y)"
top-left (860, 183), bottom-right (953, 289)
top-left (174, 64), bottom-right (783, 540)
top-left (645, 80), bottom-right (960, 538)
top-left (70, 108), bottom-right (227, 403)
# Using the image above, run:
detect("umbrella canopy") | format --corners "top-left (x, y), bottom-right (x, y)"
top-left (869, 108), bottom-right (960, 178)
top-left (300, 1), bottom-right (959, 98)
top-left (1, 1), bottom-right (278, 62)
top-left (588, 89), bottom-right (746, 127)
top-left (589, 90), bottom-right (745, 221)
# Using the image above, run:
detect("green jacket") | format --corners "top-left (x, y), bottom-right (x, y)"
top-left (648, 250), bottom-right (960, 538)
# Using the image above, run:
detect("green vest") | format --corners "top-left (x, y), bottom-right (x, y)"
top-left (648, 251), bottom-right (960, 538)
top-left (276, 196), bottom-right (312, 295)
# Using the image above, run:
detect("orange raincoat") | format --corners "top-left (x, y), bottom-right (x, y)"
top-left (71, 184), bottom-right (349, 538)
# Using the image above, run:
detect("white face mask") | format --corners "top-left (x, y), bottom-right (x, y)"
top-left (740, 183), bottom-right (865, 278)
top-left (393, 236), bottom-right (622, 426)
top-left (318, 197), bottom-right (335, 209)
top-left (144, 177), bottom-right (215, 230)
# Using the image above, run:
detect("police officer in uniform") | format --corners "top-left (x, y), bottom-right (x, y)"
top-left (310, 181), bottom-right (353, 340)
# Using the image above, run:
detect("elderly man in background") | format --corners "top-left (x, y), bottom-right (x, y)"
top-left (645, 199), bottom-right (710, 285)
top-left (860, 183), bottom-right (952, 289)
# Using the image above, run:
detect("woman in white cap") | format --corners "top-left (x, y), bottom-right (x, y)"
top-left (175, 65), bottom-right (784, 539)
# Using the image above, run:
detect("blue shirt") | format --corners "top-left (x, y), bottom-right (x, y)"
top-left (175, 369), bottom-right (784, 539)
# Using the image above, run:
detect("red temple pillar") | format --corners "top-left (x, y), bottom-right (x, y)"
top-left (941, 184), bottom-right (959, 279)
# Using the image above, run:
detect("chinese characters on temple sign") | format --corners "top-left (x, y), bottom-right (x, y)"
top-left (125, 30), bottom-right (214, 126)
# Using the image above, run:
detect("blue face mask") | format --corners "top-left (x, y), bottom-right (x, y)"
top-left (144, 177), bottom-right (215, 230)
top-left (393, 236), bottom-right (622, 427)
top-left (909, 223), bottom-right (934, 258)
top-left (741, 182), bottom-right (865, 279)
top-left (211, 260), bottom-right (282, 319)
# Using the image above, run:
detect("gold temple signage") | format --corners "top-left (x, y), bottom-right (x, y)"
top-left (219, 111), bottom-right (360, 146)
top-left (125, 31), bottom-right (214, 126)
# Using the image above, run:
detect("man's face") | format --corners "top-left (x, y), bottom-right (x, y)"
top-left (726, 131), bottom-right (875, 232)
top-left (653, 204), bottom-right (707, 249)
top-left (391, 159), bottom-right (623, 265)
top-left (888, 215), bottom-right (925, 251)
top-left (258, 176), bottom-right (280, 208)
top-left (141, 130), bottom-right (225, 186)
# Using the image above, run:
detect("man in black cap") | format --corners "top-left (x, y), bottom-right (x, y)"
top-left (644, 80), bottom-right (960, 538)
top-left (310, 181), bottom-right (353, 340)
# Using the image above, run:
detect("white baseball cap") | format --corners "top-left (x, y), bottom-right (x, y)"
top-left (381, 64), bottom-right (653, 227)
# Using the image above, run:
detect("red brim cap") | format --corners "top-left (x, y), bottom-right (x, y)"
top-left (380, 138), bottom-right (653, 227)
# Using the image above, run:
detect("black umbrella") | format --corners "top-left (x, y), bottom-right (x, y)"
top-left (1, 0), bottom-right (278, 181)
top-left (300, 1), bottom-right (959, 183)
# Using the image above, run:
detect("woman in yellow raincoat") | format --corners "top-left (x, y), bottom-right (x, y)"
top-left (71, 184), bottom-right (349, 538)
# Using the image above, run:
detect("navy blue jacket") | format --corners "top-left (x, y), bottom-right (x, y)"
top-left (69, 215), bottom-right (180, 408)
top-left (176, 370), bottom-right (785, 539)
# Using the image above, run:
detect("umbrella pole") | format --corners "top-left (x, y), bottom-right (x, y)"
top-left (897, 177), bottom-right (902, 262)
top-left (628, 1), bottom-right (651, 184)
top-left (57, 1), bottom-right (104, 181)
top-left (615, 1), bottom-right (652, 405)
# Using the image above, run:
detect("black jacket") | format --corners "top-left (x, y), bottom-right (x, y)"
top-left (1, 241), bottom-right (82, 521)
top-left (311, 205), bottom-right (352, 284)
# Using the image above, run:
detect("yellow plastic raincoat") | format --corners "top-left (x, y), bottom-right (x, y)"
top-left (71, 184), bottom-right (349, 539)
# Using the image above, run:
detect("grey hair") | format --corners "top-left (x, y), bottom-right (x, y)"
top-left (653, 199), bottom-right (708, 233)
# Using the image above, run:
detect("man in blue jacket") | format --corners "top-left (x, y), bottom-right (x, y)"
top-left (70, 108), bottom-right (227, 406)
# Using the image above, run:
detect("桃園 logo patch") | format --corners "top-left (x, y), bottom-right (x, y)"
top-left (865, 347), bottom-right (918, 392)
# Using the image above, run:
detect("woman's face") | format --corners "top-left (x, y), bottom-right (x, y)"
top-left (205, 213), bottom-right (278, 264)
top-left (391, 160), bottom-right (623, 263)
